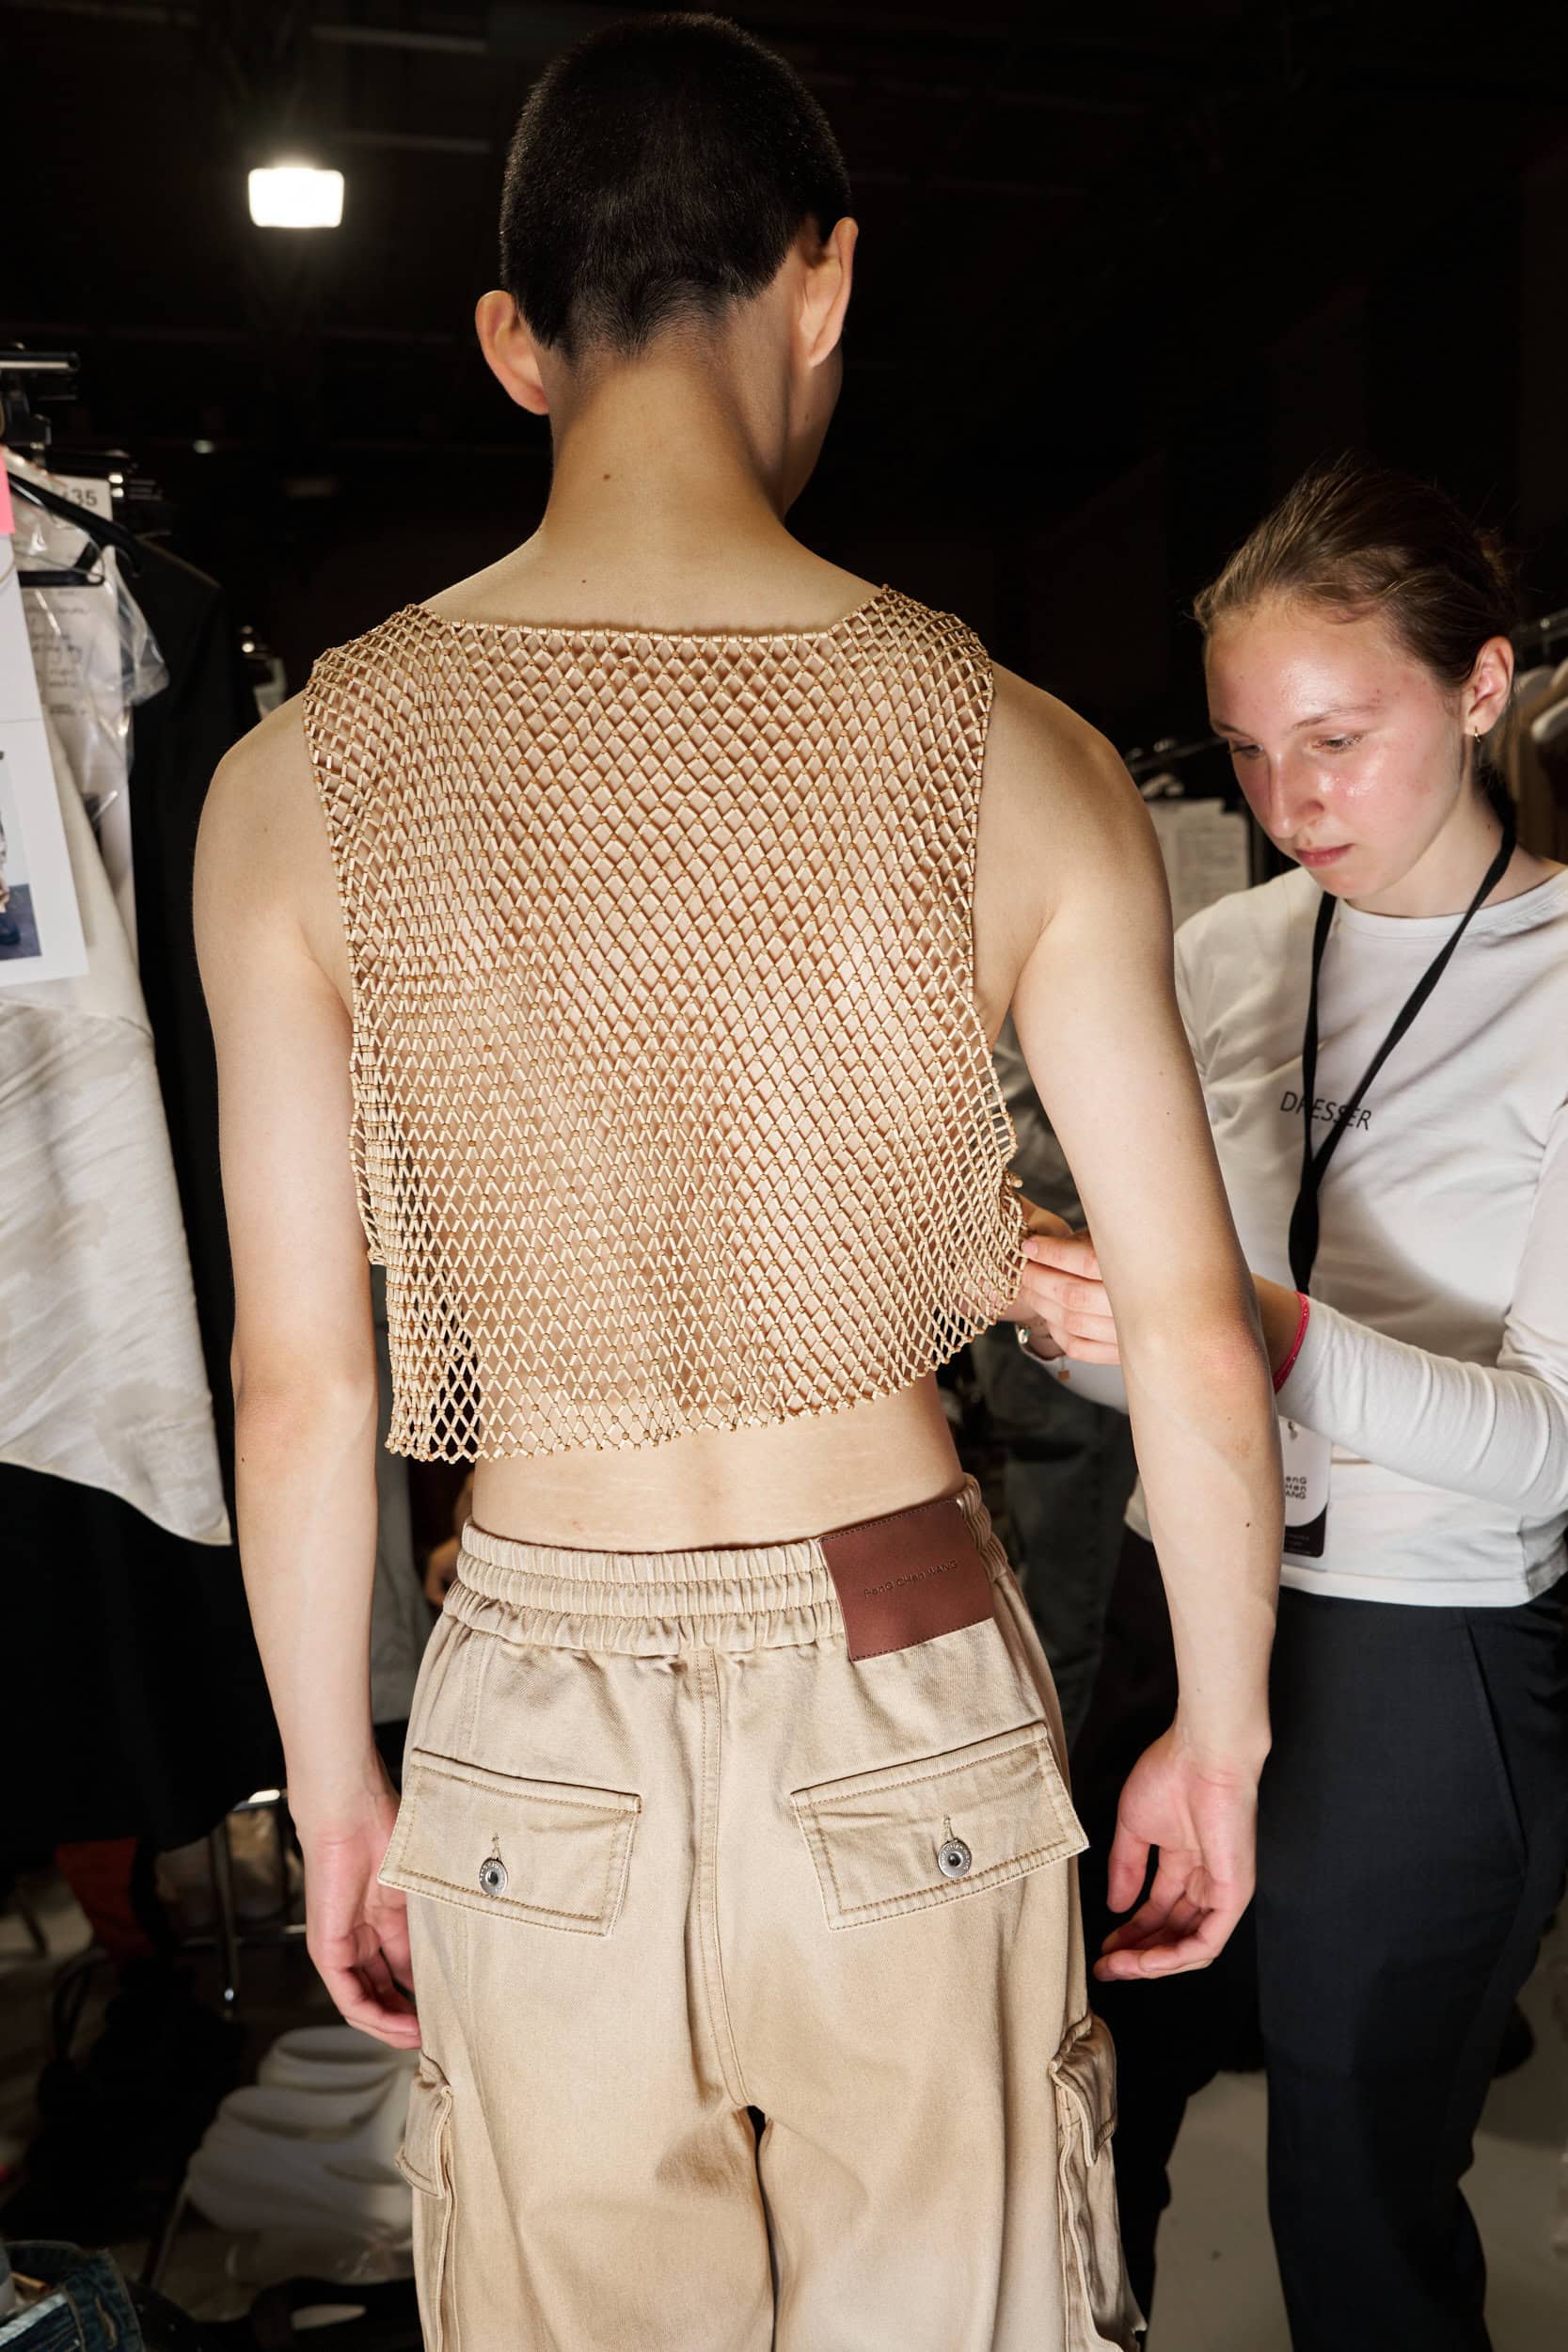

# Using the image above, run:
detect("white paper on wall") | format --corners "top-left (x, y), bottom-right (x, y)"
top-left (1145, 794), bottom-right (1253, 933)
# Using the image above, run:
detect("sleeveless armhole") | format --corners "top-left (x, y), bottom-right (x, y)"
top-left (298, 638), bottom-right (388, 1267)
top-left (944, 624), bottom-right (1023, 1187)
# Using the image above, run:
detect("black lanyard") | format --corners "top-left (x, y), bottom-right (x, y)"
top-left (1286, 814), bottom-right (1517, 1293)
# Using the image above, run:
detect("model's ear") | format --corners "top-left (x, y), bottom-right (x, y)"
top-left (475, 289), bottom-right (550, 417)
top-left (799, 215), bottom-right (858, 370)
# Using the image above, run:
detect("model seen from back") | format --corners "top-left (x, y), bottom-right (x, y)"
top-left (194, 16), bottom-right (1282, 2349)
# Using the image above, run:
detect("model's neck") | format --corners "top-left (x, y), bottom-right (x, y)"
top-left (1346, 798), bottom-right (1515, 919)
top-left (533, 354), bottom-right (792, 585)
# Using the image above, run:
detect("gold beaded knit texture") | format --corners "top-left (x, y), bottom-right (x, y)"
top-left (300, 584), bottom-right (1026, 1459)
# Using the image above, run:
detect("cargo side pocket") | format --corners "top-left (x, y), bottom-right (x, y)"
top-left (1050, 2012), bottom-right (1144, 2348)
top-left (396, 2055), bottom-right (458, 2351)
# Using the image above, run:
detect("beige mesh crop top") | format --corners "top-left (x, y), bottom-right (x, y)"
top-left (299, 582), bottom-right (1027, 1459)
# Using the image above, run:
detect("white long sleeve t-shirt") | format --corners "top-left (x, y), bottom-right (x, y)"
top-left (1053, 861), bottom-right (1568, 1607)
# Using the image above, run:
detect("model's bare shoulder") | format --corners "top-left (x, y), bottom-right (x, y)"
top-left (194, 692), bottom-right (348, 1002)
top-left (973, 663), bottom-right (1170, 1030)
top-left (980, 660), bottom-right (1164, 936)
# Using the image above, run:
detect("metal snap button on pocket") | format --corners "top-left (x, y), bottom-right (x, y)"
top-left (937, 1836), bottom-right (973, 1880)
top-left (479, 1853), bottom-right (508, 1897)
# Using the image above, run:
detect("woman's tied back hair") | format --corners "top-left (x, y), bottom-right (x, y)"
top-left (1194, 453), bottom-right (1518, 690)
top-left (499, 11), bottom-right (853, 364)
top-left (1193, 454), bottom-right (1521, 810)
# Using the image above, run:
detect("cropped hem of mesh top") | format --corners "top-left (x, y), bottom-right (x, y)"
top-left (299, 582), bottom-right (1028, 1462)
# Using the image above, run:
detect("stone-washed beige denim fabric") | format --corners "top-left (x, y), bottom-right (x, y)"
top-left (378, 1471), bottom-right (1143, 2350)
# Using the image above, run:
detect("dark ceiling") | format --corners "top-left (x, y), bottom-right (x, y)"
top-left (7, 1), bottom-right (1568, 691)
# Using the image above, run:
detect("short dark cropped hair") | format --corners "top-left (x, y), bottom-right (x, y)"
top-left (499, 12), bottom-right (853, 362)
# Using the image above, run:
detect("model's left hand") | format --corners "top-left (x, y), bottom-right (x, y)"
top-left (295, 1772), bottom-right (422, 2049)
top-left (1095, 1723), bottom-right (1261, 1979)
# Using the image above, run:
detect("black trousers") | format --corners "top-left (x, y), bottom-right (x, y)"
top-left (1075, 1533), bottom-right (1568, 2351)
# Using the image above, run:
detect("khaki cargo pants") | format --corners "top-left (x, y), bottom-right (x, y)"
top-left (378, 1470), bottom-right (1143, 2350)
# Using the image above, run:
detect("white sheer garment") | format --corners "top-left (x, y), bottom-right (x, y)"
top-left (0, 707), bottom-right (230, 1544)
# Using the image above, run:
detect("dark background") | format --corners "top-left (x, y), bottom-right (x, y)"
top-left (8, 0), bottom-right (1568, 748)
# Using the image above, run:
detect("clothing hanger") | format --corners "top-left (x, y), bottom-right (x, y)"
top-left (6, 467), bottom-right (145, 571)
top-left (17, 545), bottom-right (107, 589)
top-left (7, 473), bottom-right (114, 588)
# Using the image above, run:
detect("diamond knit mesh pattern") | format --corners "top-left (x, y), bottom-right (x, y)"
top-left (300, 585), bottom-right (1026, 1460)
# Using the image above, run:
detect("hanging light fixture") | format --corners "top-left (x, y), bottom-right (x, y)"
top-left (247, 162), bottom-right (344, 230)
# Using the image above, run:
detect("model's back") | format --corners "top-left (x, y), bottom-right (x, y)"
top-left (301, 583), bottom-right (1024, 1463)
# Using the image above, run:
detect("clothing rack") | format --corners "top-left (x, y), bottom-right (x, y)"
top-left (1123, 731), bottom-right (1224, 784)
top-left (0, 344), bottom-right (78, 455)
top-left (2, 343), bottom-right (173, 542)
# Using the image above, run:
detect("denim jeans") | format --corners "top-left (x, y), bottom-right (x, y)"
top-left (0, 2245), bottom-right (142, 2352)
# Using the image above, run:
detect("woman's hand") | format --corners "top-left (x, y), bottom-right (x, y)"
top-left (1017, 1245), bottom-right (1305, 1382)
top-left (293, 1764), bottom-right (421, 2049)
top-left (1012, 1214), bottom-right (1121, 1363)
top-left (1094, 1722), bottom-right (1263, 1979)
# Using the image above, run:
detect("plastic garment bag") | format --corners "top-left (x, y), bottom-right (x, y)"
top-left (9, 461), bottom-right (167, 949)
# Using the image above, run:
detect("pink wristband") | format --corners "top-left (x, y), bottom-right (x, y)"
top-left (1272, 1291), bottom-right (1311, 1393)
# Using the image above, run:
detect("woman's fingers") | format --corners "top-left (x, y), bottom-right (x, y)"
top-left (1027, 1273), bottom-right (1111, 1319)
top-left (1034, 1301), bottom-right (1118, 1342)
top-left (1017, 1272), bottom-right (1119, 1351)
top-left (1014, 1225), bottom-right (1119, 1359)
top-left (1022, 1231), bottom-right (1101, 1281)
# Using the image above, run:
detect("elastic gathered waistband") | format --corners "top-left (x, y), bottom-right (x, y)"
top-left (444, 1471), bottom-right (1009, 1655)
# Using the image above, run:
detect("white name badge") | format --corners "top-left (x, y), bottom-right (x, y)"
top-left (1280, 1416), bottom-right (1331, 1562)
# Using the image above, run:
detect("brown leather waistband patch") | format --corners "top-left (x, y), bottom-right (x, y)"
top-left (818, 1493), bottom-right (997, 1663)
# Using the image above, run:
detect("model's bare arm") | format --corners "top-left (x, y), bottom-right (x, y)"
top-left (194, 698), bottom-right (419, 2046)
top-left (989, 668), bottom-right (1282, 1976)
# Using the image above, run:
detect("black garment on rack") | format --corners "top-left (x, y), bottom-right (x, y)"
top-left (124, 540), bottom-right (265, 1492)
top-left (0, 542), bottom-right (280, 1858)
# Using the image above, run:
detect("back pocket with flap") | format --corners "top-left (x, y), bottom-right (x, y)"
top-left (378, 1747), bottom-right (641, 1936)
top-left (790, 1718), bottom-right (1086, 1931)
